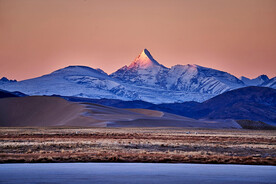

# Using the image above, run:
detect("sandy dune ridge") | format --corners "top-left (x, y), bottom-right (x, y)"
top-left (0, 96), bottom-right (241, 128)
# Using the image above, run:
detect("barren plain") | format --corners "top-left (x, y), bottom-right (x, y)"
top-left (0, 127), bottom-right (275, 165)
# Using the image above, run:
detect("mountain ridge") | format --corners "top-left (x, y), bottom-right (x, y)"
top-left (51, 86), bottom-right (276, 124)
top-left (240, 75), bottom-right (269, 86)
top-left (0, 49), bottom-right (275, 103)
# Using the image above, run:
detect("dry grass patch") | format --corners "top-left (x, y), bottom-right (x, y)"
top-left (0, 127), bottom-right (275, 165)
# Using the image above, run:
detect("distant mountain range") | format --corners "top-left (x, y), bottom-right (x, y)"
top-left (151, 86), bottom-right (276, 124)
top-left (240, 75), bottom-right (269, 86)
top-left (60, 86), bottom-right (276, 124)
top-left (0, 77), bottom-right (17, 83)
top-left (1, 86), bottom-right (276, 124)
top-left (1, 49), bottom-right (275, 103)
top-left (2, 86), bottom-right (275, 125)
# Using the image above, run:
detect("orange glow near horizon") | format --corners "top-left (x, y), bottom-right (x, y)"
top-left (0, 0), bottom-right (276, 81)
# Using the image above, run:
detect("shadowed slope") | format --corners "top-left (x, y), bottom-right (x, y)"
top-left (0, 96), bottom-right (105, 127)
top-left (0, 96), bottom-right (241, 128)
top-left (0, 90), bottom-right (18, 98)
top-left (152, 86), bottom-right (276, 123)
top-left (199, 86), bottom-right (276, 122)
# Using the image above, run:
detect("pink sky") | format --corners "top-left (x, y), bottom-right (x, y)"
top-left (0, 0), bottom-right (276, 80)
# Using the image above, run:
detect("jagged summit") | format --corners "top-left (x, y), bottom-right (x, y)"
top-left (257, 75), bottom-right (269, 81)
top-left (240, 74), bottom-right (269, 81)
top-left (128, 49), bottom-right (166, 69)
top-left (0, 77), bottom-right (17, 83)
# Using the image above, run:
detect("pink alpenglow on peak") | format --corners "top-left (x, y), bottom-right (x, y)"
top-left (128, 49), bottom-right (166, 69)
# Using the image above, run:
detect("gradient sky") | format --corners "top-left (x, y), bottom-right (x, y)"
top-left (0, 0), bottom-right (276, 81)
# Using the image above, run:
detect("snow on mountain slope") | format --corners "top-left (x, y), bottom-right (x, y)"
top-left (111, 49), bottom-right (169, 87)
top-left (128, 49), bottom-right (166, 69)
top-left (240, 75), bottom-right (269, 86)
top-left (0, 66), bottom-right (138, 100)
top-left (166, 64), bottom-right (244, 94)
top-left (0, 64), bottom-right (214, 103)
top-left (111, 49), bottom-right (245, 94)
top-left (1, 49), bottom-right (274, 103)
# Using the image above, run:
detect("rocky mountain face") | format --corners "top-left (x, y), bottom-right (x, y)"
top-left (0, 49), bottom-right (275, 103)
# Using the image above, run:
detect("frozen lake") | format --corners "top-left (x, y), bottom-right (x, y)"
top-left (0, 163), bottom-right (275, 184)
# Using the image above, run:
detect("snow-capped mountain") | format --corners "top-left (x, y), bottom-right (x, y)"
top-left (0, 64), bottom-right (214, 103)
top-left (0, 66), bottom-right (135, 100)
top-left (111, 49), bottom-right (169, 87)
top-left (164, 64), bottom-right (244, 94)
top-left (240, 75), bottom-right (269, 86)
top-left (0, 49), bottom-right (275, 103)
top-left (112, 49), bottom-right (245, 94)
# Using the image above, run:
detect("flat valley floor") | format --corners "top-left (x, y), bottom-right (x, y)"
top-left (0, 127), bottom-right (275, 165)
